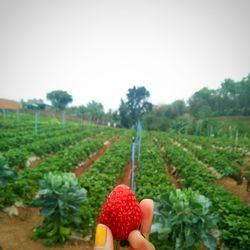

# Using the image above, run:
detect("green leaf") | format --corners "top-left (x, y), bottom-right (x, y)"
top-left (202, 233), bottom-right (217, 250)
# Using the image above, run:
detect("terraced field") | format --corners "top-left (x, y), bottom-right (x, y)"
top-left (0, 115), bottom-right (250, 250)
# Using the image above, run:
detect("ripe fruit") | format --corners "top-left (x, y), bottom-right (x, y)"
top-left (98, 184), bottom-right (142, 241)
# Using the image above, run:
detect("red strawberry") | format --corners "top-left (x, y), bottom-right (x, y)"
top-left (98, 184), bottom-right (142, 241)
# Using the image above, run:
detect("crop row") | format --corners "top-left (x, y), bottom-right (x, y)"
top-left (136, 132), bottom-right (173, 200)
top-left (3, 126), bottom-right (111, 168)
top-left (78, 131), bottom-right (132, 235)
top-left (170, 134), bottom-right (242, 178)
top-left (0, 124), bottom-right (88, 151)
top-left (0, 118), bottom-right (64, 136)
top-left (178, 133), bottom-right (249, 154)
top-left (135, 132), bottom-right (174, 250)
top-left (0, 129), bottom-right (119, 206)
top-left (154, 132), bottom-right (250, 249)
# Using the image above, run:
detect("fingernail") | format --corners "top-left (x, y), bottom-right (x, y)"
top-left (95, 224), bottom-right (107, 247)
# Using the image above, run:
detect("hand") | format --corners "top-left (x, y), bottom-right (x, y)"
top-left (94, 199), bottom-right (155, 250)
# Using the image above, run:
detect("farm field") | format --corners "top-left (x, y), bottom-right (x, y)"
top-left (0, 114), bottom-right (250, 250)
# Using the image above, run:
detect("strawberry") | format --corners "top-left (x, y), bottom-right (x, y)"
top-left (98, 184), bottom-right (142, 241)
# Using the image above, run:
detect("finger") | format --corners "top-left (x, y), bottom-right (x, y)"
top-left (128, 230), bottom-right (155, 250)
top-left (139, 199), bottom-right (154, 240)
top-left (94, 224), bottom-right (114, 250)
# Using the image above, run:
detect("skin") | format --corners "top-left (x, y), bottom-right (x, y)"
top-left (94, 199), bottom-right (155, 250)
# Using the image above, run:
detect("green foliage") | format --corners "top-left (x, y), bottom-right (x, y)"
top-left (46, 90), bottom-right (73, 110)
top-left (3, 148), bottom-right (29, 169)
top-left (119, 99), bottom-right (131, 128)
top-left (0, 154), bottom-right (17, 188)
top-left (153, 189), bottom-right (219, 250)
top-left (126, 86), bottom-right (152, 125)
top-left (156, 132), bottom-right (250, 249)
top-left (29, 172), bottom-right (87, 245)
top-left (85, 100), bottom-right (105, 122)
top-left (0, 154), bottom-right (18, 207)
top-left (165, 100), bottom-right (187, 119)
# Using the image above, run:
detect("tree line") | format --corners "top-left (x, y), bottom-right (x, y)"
top-left (21, 73), bottom-right (250, 133)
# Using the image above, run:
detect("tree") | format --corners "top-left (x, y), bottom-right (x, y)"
top-left (119, 99), bottom-right (131, 128)
top-left (188, 87), bottom-right (215, 118)
top-left (46, 90), bottom-right (73, 110)
top-left (126, 86), bottom-right (152, 125)
top-left (239, 74), bottom-right (250, 115)
top-left (165, 100), bottom-right (187, 119)
top-left (85, 100), bottom-right (104, 122)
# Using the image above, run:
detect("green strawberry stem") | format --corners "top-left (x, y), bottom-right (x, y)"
top-left (115, 240), bottom-right (120, 250)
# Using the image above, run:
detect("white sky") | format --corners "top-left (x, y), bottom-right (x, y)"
top-left (0, 0), bottom-right (250, 111)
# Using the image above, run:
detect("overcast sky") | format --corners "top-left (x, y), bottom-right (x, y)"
top-left (0, 0), bottom-right (249, 111)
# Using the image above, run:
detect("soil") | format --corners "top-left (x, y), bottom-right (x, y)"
top-left (217, 177), bottom-right (250, 204)
top-left (29, 158), bottom-right (44, 168)
top-left (0, 208), bottom-right (93, 250)
top-left (74, 136), bottom-right (119, 177)
top-left (167, 165), bottom-right (181, 189)
top-left (116, 160), bottom-right (132, 187)
top-left (245, 155), bottom-right (250, 165)
top-left (155, 143), bottom-right (181, 189)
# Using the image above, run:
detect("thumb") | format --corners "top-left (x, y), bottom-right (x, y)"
top-left (94, 224), bottom-right (114, 250)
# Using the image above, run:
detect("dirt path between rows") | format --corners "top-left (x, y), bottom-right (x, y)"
top-left (171, 139), bottom-right (250, 204)
top-left (117, 159), bottom-right (133, 187)
top-left (0, 208), bottom-right (92, 250)
top-left (74, 136), bottom-right (119, 177)
top-left (217, 177), bottom-right (250, 204)
top-left (166, 165), bottom-right (181, 189)
top-left (155, 142), bottom-right (181, 189)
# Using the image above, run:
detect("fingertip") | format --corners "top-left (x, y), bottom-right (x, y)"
top-left (128, 230), bottom-right (155, 250)
top-left (139, 199), bottom-right (154, 239)
top-left (94, 224), bottom-right (114, 250)
top-left (140, 199), bottom-right (154, 210)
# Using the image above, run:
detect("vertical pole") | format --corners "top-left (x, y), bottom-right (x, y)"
top-left (235, 129), bottom-right (239, 148)
top-left (80, 113), bottom-right (83, 127)
top-left (16, 109), bottom-right (19, 121)
top-left (62, 110), bottom-right (65, 127)
top-left (35, 111), bottom-right (38, 135)
top-left (3, 109), bottom-right (6, 121)
top-left (131, 137), bottom-right (135, 193)
top-left (229, 126), bottom-right (232, 140)
top-left (137, 120), bottom-right (142, 168)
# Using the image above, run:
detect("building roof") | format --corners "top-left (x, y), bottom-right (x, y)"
top-left (0, 99), bottom-right (22, 110)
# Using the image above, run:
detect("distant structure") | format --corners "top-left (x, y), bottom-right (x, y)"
top-left (0, 98), bottom-right (22, 110)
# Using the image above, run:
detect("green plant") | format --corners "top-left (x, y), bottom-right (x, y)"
top-left (0, 154), bottom-right (18, 208)
top-left (153, 189), bottom-right (219, 250)
top-left (0, 154), bottom-right (17, 188)
top-left (29, 172), bottom-right (87, 245)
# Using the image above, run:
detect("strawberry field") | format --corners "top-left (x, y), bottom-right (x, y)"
top-left (0, 114), bottom-right (250, 250)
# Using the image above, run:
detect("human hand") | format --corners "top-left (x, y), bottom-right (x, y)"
top-left (94, 199), bottom-right (155, 250)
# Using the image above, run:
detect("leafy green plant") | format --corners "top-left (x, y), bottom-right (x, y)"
top-left (29, 172), bottom-right (87, 246)
top-left (153, 189), bottom-right (219, 250)
top-left (0, 154), bottom-right (18, 208)
top-left (0, 154), bottom-right (17, 188)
